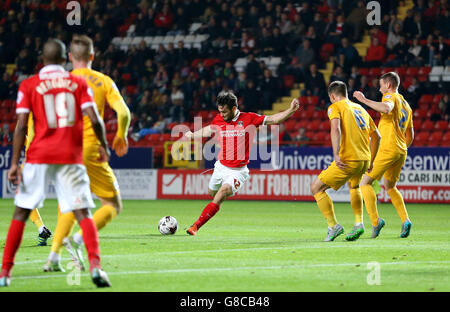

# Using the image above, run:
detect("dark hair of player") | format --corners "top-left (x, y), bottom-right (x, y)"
top-left (328, 81), bottom-right (348, 97)
top-left (380, 72), bottom-right (400, 89)
top-left (70, 34), bottom-right (94, 62)
top-left (216, 91), bottom-right (238, 109)
top-left (42, 39), bottom-right (66, 65)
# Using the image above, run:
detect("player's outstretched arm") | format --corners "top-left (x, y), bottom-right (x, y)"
top-left (84, 105), bottom-right (110, 161)
top-left (353, 91), bottom-right (393, 114)
top-left (330, 118), bottom-right (347, 170)
top-left (108, 78), bottom-right (131, 157)
top-left (8, 113), bottom-right (28, 185)
top-left (264, 98), bottom-right (300, 125)
top-left (185, 125), bottom-right (213, 139)
top-left (368, 129), bottom-right (381, 172)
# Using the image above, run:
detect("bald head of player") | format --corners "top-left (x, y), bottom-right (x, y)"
top-left (42, 39), bottom-right (67, 65)
top-left (328, 81), bottom-right (348, 104)
top-left (216, 91), bottom-right (238, 122)
top-left (69, 34), bottom-right (94, 67)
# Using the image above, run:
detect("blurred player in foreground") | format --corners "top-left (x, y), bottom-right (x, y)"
top-left (43, 35), bottom-right (130, 272)
top-left (310, 81), bottom-right (380, 241)
top-left (184, 91), bottom-right (300, 235)
top-left (0, 39), bottom-right (111, 287)
top-left (353, 72), bottom-right (414, 238)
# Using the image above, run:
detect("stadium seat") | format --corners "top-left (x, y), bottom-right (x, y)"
top-left (307, 96), bottom-right (319, 105)
top-left (413, 108), bottom-right (427, 119)
top-left (318, 121), bottom-right (330, 131)
top-left (418, 67), bottom-right (431, 75)
top-left (432, 94), bottom-right (443, 105)
top-left (441, 132), bottom-right (450, 146)
top-left (429, 66), bottom-right (444, 82)
top-left (314, 131), bottom-right (328, 142)
top-left (443, 66), bottom-right (450, 82)
top-left (295, 120), bottom-right (308, 129)
top-left (414, 131), bottom-right (430, 146)
top-left (435, 121), bottom-right (448, 131)
top-left (428, 131), bottom-right (443, 146)
top-left (305, 120), bottom-right (321, 131)
top-left (285, 119), bottom-right (297, 131)
top-left (406, 67), bottom-right (419, 76)
top-left (395, 67), bottom-right (406, 76)
top-left (283, 75), bottom-right (295, 89)
top-left (359, 68), bottom-right (369, 76)
top-left (413, 119), bottom-right (421, 129)
top-left (381, 67), bottom-right (394, 75)
top-left (368, 68), bottom-right (381, 77)
top-left (160, 133), bottom-right (172, 142)
top-left (402, 76), bottom-right (414, 89)
top-left (421, 120), bottom-right (434, 131)
top-left (418, 94), bottom-right (433, 107)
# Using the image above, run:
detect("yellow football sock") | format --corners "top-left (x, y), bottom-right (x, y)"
top-left (314, 191), bottom-right (338, 227)
top-left (350, 188), bottom-right (363, 224)
top-left (361, 184), bottom-right (379, 226)
top-left (50, 207), bottom-right (77, 254)
top-left (387, 187), bottom-right (409, 223)
top-left (30, 209), bottom-right (44, 229)
top-left (77, 205), bottom-right (117, 236)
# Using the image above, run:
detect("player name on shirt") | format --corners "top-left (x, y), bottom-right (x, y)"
top-left (35, 76), bottom-right (78, 95)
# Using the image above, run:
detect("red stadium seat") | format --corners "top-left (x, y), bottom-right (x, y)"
top-left (160, 133), bottom-right (172, 142)
top-left (413, 119), bottom-right (421, 129)
top-left (359, 68), bottom-right (369, 76)
top-left (381, 67), bottom-right (394, 75)
top-left (417, 75), bottom-right (428, 82)
top-left (395, 67), bottom-right (406, 76)
top-left (428, 131), bottom-right (443, 146)
top-left (146, 134), bottom-right (161, 143)
top-left (406, 67), bottom-right (419, 76)
top-left (305, 120), bottom-right (321, 131)
top-left (413, 131), bottom-right (430, 146)
top-left (295, 120), bottom-right (308, 129)
top-left (318, 121), bottom-right (330, 131)
top-left (285, 119), bottom-right (297, 131)
top-left (368, 68), bottom-right (381, 77)
top-left (313, 131), bottom-right (327, 142)
top-left (121, 73), bottom-right (131, 82)
top-left (418, 94), bottom-right (433, 107)
top-left (283, 75), bottom-right (295, 89)
top-left (421, 120), bottom-right (434, 131)
top-left (435, 121), bottom-right (448, 131)
top-left (418, 67), bottom-right (431, 75)
top-left (441, 132), bottom-right (450, 146)
top-left (402, 76), bottom-right (414, 89)
top-left (432, 94), bottom-right (443, 105)
top-left (307, 96), bottom-right (319, 105)
top-left (413, 108), bottom-right (427, 119)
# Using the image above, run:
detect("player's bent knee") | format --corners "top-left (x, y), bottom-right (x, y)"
top-left (208, 189), bottom-right (217, 198)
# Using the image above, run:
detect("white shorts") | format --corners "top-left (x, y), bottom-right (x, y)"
top-left (15, 163), bottom-right (96, 213)
top-left (208, 161), bottom-right (249, 196)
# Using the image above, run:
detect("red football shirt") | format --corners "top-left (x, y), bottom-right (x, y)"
top-left (16, 65), bottom-right (95, 164)
top-left (210, 110), bottom-right (267, 168)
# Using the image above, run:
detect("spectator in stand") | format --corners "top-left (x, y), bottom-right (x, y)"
top-left (365, 37), bottom-right (386, 67)
top-left (236, 72), bottom-right (248, 96)
top-left (131, 113), bottom-right (167, 141)
top-left (346, 0), bottom-right (368, 41)
top-left (245, 53), bottom-right (261, 81)
top-left (311, 12), bottom-right (326, 39)
top-left (295, 38), bottom-right (316, 70)
top-left (409, 12), bottom-right (427, 39)
top-left (408, 37), bottom-right (427, 66)
top-left (168, 88), bottom-right (186, 123)
top-left (241, 31), bottom-right (256, 55)
top-left (303, 63), bottom-right (326, 101)
top-left (435, 35), bottom-right (450, 66)
top-left (402, 9), bottom-right (416, 39)
top-left (387, 22), bottom-right (403, 51)
top-left (293, 127), bottom-right (310, 147)
top-left (0, 72), bottom-right (14, 99)
top-left (241, 80), bottom-right (259, 112)
top-left (305, 26), bottom-right (320, 54)
top-left (387, 36), bottom-right (411, 66)
top-left (337, 37), bottom-right (360, 68)
top-left (131, 113), bottom-right (153, 141)
top-left (153, 64), bottom-right (169, 91)
top-left (369, 27), bottom-right (387, 46)
top-left (288, 14), bottom-right (306, 51)
top-left (278, 12), bottom-right (293, 35)
top-left (405, 77), bottom-right (423, 109)
top-left (259, 27), bottom-right (274, 57)
top-left (325, 14), bottom-right (351, 45)
top-left (359, 75), bottom-right (371, 94)
top-left (330, 66), bottom-right (348, 84)
top-left (260, 69), bottom-right (279, 110)
top-left (271, 27), bottom-right (285, 56)
top-left (154, 4), bottom-right (174, 34)
top-left (347, 77), bottom-right (358, 101)
top-left (367, 78), bottom-right (382, 101)
top-left (437, 9), bottom-right (449, 38)
top-left (299, 2), bottom-right (313, 28)
top-left (1, 124), bottom-right (12, 146)
top-left (439, 94), bottom-right (450, 121)
top-left (349, 66), bottom-right (362, 87)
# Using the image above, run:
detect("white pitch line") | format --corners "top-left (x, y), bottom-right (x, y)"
top-left (11, 260), bottom-right (450, 281)
top-left (13, 243), bottom-right (449, 265)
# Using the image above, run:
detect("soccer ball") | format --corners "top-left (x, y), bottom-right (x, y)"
top-left (158, 216), bottom-right (178, 235)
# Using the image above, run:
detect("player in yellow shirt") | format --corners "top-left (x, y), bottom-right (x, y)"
top-left (43, 35), bottom-right (131, 271)
top-left (310, 81), bottom-right (381, 242)
top-left (353, 72), bottom-right (414, 238)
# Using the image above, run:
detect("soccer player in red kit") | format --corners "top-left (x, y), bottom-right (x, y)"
top-left (0, 39), bottom-right (111, 287)
top-left (185, 91), bottom-right (300, 235)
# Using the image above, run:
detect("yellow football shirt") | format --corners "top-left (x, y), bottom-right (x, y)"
top-left (71, 68), bottom-right (130, 145)
top-left (327, 99), bottom-right (377, 162)
top-left (378, 92), bottom-right (413, 154)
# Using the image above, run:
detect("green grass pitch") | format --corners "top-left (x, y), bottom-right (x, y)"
top-left (0, 199), bottom-right (449, 292)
